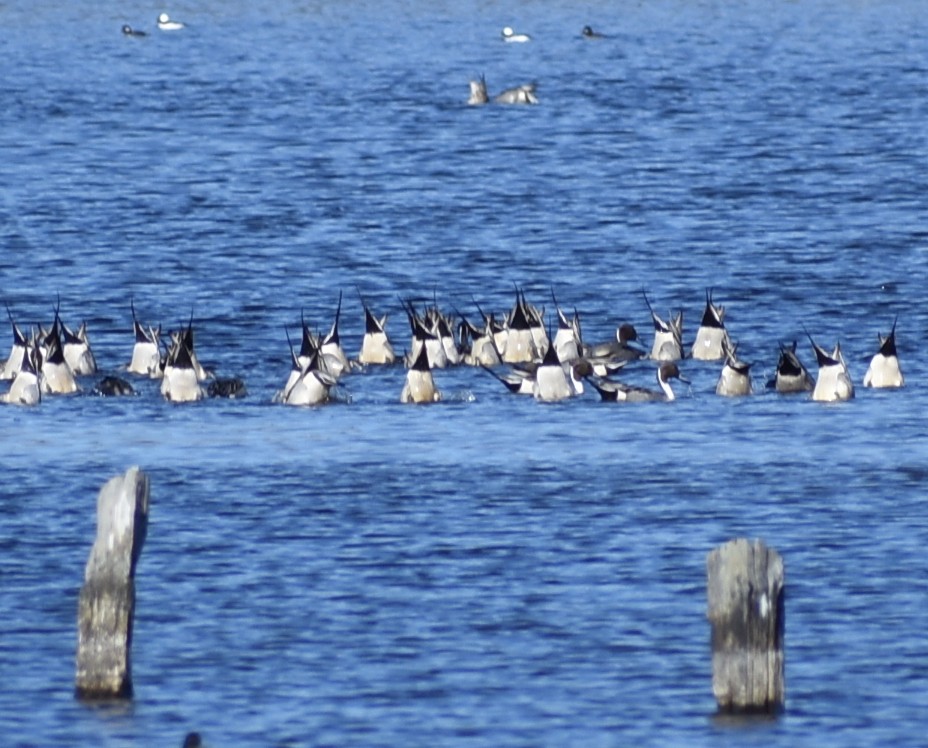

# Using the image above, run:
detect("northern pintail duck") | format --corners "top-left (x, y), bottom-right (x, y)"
top-left (0, 305), bottom-right (29, 380)
top-left (357, 292), bottom-right (396, 365)
top-left (468, 76), bottom-right (539, 105)
top-left (279, 344), bottom-right (336, 406)
top-left (643, 292), bottom-right (683, 361)
top-left (40, 311), bottom-right (79, 394)
top-left (402, 299), bottom-right (448, 369)
top-left (808, 334), bottom-right (854, 402)
top-left (551, 291), bottom-right (582, 364)
top-left (93, 375), bottom-right (135, 397)
top-left (319, 293), bottom-right (352, 378)
top-left (0, 344), bottom-right (40, 406)
top-left (584, 323), bottom-right (646, 366)
top-left (532, 337), bottom-right (579, 402)
top-left (581, 25), bottom-right (606, 39)
top-left (401, 345), bottom-right (441, 404)
top-left (767, 341), bottom-right (814, 393)
top-left (715, 344), bottom-right (752, 397)
top-left (691, 289), bottom-right (730, 361)
top-left (207, 378), bottom-right (247, 399)
top-left (128, 300), bottom-right (162, 377)
top-left (122, 25), bottom-right (147, 37)
top-left (157, 13), bottom-right (185, 31)
top-left (863, 318), bottom-right (904, 388)
top-left (499, 289), bottom-right (546, 364)
top-left (62, 318), bottom-right (97, 376)
top-left (160, 332), bottom-right (205, 402)
top-left (481, 362), bottom-right (535, 395)
top-left (590, 361), bottom-right (687, 403)
top-left (461, 304), bottom-right (503, 366)
top-left (501, 26), bottom-right (532, 43)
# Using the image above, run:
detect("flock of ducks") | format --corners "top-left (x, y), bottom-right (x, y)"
top-left (0, 290), bottom-right (904, 407)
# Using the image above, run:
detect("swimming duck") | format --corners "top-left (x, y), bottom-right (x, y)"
top-left (128, 301), bottom-right (163, 377)
top-left (400, 345), bottom-right (441, 404)
top-left (715, 343), bottom-right (752, 397)
top-left (808, 334), bottom-right (854, 402)
top-left (157, 13), bottom-right (185, 31)
top-left (767, 341), bottom-right (814, 393)
top-left (863, 318), bottom-right (904, 388)
top-left (590, 362), bottom-right (687, 403)
top-left (501, 26), bottom-right (532, 43)
top-left (584, 323), bottom-right (646, 366)
top-left (93, 375), bottom-right (135, 397)
top-left (0, 344), bottom-right (40, 405)
top-left (643, 291), bottom-right (683, 361)
top-left (122, 25), bottom-right (147, 37)
top-left (691, 289), bottom-right (730, 361)
top-left (357, 291), bottom-right (396, 365)
top-left (581, 25), bottom-right (606, 39)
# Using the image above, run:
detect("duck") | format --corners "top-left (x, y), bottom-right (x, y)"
top-left (128, 301), bottom-right (163, 377)
top-left (499, 289), bottom-right (545, 364)
top-left (279, 347), bottom-right (336, 406)
top-left (160, 333), bottom-right (205, 402)
top-left (461, 305), bottom-right (502, 367)
top-left (93, 375), bottom-right (135, 397)
top-left (481, 362), bottom-right (536, 395)
top-left (0, 304), bottom-right (29, 380)
top-left (590, 361), bottom-right (687, 403)
top-left (468, 77), bottom-right (539, 106)
top-left (691, 289), bottom-right (730, 361)
top-left (715, 343), bottom-right (752, 397)
top-left (319, 292), bottom-right (352, 378)
top-left (40, 312), bottom-right (79, 394)
top-left (584, 323), bottom-right (646, 365)
top-left (808, 334), bottom-right (854, 402)
top-left (643, 291), bottom-right (683, 361)
top-left (402, 299), bottom-right (448, 370)
top-left (767, 341), bottom-right (814, 393)
top-left (501, 26), bottom-right (532, 43)
top-left (581, 25), bottom-right (605, 39)
top-left (550, 291), bottom-right (582, 364)
top-left (62, 319), bottom-right (97, 376)
top-left (122, 25), bottom-right (147, 37)
top-left (357, 293), bottom-right (396, 365)
top-left (863, 318), bottom-right (904, 388)
top-left (157, 13), bottom-right (185, 31)
top-left (207, 378), bottom-right (247, 399)
top-left (400, 345), bottom-right (441, 404)
top-left (532, 338), bottom-right (576, 402)
top-left (0, 344), bottom-right (40, 406)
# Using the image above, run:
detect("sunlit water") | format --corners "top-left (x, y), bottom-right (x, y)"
top-left (2, 0), bottom-right (928, 745)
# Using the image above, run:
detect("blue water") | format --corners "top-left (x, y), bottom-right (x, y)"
top-left (2, 0), bottom-right (928, 745)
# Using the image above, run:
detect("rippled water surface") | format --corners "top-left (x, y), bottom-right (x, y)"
top-left (2, 0), bottom-right (928, 745)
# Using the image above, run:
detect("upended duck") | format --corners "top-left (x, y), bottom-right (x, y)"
top-left (468, 76), bottom-right (538, 105)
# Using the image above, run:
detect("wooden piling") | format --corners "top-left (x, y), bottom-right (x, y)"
top-left (706, 538), bottom-right (784, 713)
top-left (75, 467), bottom-right (150, 699)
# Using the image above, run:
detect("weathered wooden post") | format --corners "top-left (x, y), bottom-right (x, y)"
top-left (706, 538), bottom-right (784, 713)
top-left (75, 467), bottom-right (150, 699)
